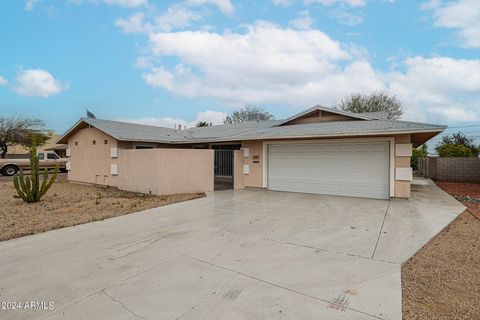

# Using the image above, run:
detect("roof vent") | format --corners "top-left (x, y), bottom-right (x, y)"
top-left (245, 113), bottom-right (267, 122)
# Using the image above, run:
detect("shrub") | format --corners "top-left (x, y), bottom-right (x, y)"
top-left (411, 144), bottom-right (428, 170)
top-left (436, 132), bottom-right (479, 157)
top-left (436, 143), bottom-right (474, 158)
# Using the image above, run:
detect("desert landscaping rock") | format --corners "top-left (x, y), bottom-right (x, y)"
top-left (1, 180), bottom-right (204, 241)
top-left (402, 211), bottom-right (480, 320)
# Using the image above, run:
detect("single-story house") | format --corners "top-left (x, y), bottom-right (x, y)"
top-left (6, 132), bottom-right (68, 159)
top-left (57, 105), bottom-right (446, 199)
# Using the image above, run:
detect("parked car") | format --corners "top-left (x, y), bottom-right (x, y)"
top-left (0, 152), bottom-right (67, 176)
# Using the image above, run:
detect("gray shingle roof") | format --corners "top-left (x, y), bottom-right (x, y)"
top-left (357, 111), bottom-right (390, 120)
top-left (186, 120), bottom-right (280, 140)
top-left (82, 118), bottom-right (184, 142)
top-left (216, 119), bottom-right (446, 142)
top-left (273, 105), bottom-right (375, 126)
top-left (58, 110), bottom-right (446, 145)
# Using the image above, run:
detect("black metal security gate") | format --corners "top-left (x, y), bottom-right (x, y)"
top-left (214, 150), bottom-right (234, 190)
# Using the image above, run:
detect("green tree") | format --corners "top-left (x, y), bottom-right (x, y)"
top-left (223, 106), bottom-right (274, 124)
top-left (0, 116), bottom-right (49, 158)
top-left (334, 91), bottom-right (404, 120)
top-left (196, 121), bottom-right (209, 127)
top-left (411, 144), bottom-right (428, 170)
top-left (13, 136), bottom-right (58, 203)
top-left (436, 144), bottom-right (474, 158)
top-left (436, 132), bottom-right (479, 157)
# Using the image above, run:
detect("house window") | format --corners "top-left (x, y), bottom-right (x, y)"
top-left (93, 140), bottom-right (96, 145)
top-left (104, 140), bottom-right (108, 144)
top-left (75, 141), bottom-right (78, 146)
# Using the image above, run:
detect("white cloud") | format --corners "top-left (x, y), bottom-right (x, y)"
top-left (116, 12), bottom-right (148, 33)
top-left (116, 6), bottom-right (201, 34)
top-left (119, 19), bottom-right (480, 123)
top-left (423, 0), bottom-right (480, 48)
top-left (68, 0), bottom-right (147, 8)
top-left (15, 69), bottom-right (67, 97)
top-left (387, 56), bottom-right (480, 122)
top-left (143, 22), bottom-right (364, 106)
top-left (0, 76), bottom-right (7, 86)
top-left (116, 110), bottom-right (228, 128)
top-left (331, 8), bottom-right (363, 25)
top-left (305, 0), bottom-right (366, 7)
top-left (24, 0), bottom-right (40, 10)
top-left (272, 0), bottom-right (293, 6)
top-left (155, 6), bottom-right (202, 32)
top-left (187, 0), bottom-right (234, 14)
top-left (289, 11), bottom-right (314, 30)
top-left (102, 0), bottom-right (147, 7)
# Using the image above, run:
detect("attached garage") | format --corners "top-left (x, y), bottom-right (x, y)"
top-left (267, 141), bottom-right (391, 199)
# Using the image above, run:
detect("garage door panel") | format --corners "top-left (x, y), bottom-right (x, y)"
top-left (267, 141), bottom-right (390, 199)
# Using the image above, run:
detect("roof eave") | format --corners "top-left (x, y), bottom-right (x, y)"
top-left (165, 127), bottom-right (447, 144)
top-left (56, 118), bottom-right (88, 144)
top-left (57, 118), bottom-right (124, 144)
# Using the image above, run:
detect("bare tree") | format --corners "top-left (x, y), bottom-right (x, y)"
top-left (223, 106), bottom-right (274, 124)
top-left (0, 117), bottom-right (49, 158)
top-left (334, 91), bottom-right (404, 120)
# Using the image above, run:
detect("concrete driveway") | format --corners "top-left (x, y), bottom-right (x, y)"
top-left (0, 182), bottom-right (464, 320)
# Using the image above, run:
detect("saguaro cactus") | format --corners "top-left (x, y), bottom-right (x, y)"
top-left (13, 136), bottom-right (58, 203)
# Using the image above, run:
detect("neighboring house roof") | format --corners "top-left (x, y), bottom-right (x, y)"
top-left (57, 106), bottom-right (446, 146)
top-left (357, 111), bottom-right (390, 120)
top-left (9, 132), bottom-right (63, 154)
top-left (45, 144), bottom-right (68, 151)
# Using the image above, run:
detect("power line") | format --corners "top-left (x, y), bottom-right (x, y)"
top-left (445, 124), bottom-right (480, 129)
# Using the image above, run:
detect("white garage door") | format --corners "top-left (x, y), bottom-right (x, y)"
top-left (267, 141), bottom-right (390, 199)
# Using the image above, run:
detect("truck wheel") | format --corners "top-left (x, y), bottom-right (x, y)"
top-left (2, 165), bottom-right (19, 176)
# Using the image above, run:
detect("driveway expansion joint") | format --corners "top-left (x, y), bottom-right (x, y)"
top-left (102, 289), bottom-right (146, 320)
top-left (182, 254), bottom-right (386, 320)
top-left (371, 200), bottom-right (391, 259)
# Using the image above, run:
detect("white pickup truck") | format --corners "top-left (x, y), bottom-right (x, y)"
top-left (0, 152), bottom-right (67, 176)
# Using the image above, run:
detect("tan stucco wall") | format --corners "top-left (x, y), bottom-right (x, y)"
top-left (116, 149), bottom-right (214, 195)
top-left (233, 150), bottom-right (245, 189)
top-left (241, 135), bottom-right (413, 198)
top-left (67, 127), bottom-right (118, 186)
top-left (241, 140), bottom-right (264, 188)
top-left (394, 134), bottom-right (412, 198)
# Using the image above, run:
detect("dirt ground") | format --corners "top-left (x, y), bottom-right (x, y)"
top-left (402, 210), bottom-right (480, 320)
top-left (1, 180), bottom-right (204, 241)
top-left (436, 182), bottom-right (480, 219)
top-left (0, 172), bottom-right (68, 183)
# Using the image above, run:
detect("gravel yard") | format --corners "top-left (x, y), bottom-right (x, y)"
top-left (1, 180), bottom-right (204, 241)
top-left (402, 211), bottom-right (480, 320)
top-left (402, 181), bottom-right (480, 320)
top-left (436, 182), bottom-right (480, 219)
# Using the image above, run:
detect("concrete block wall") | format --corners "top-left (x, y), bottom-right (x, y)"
top-left (436, 158), bottom-right (480, 183)
top-left (420, 157), bottom-right (480, 183)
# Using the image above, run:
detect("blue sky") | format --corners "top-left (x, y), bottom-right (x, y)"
top-left (1, 0), bottom-right (479, 144)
